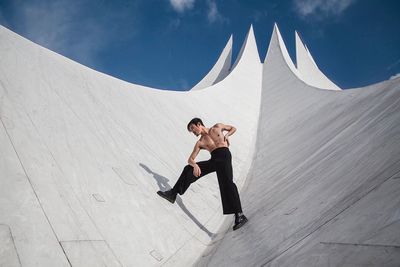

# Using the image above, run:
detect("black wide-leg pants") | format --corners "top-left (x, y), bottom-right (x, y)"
top-left (172, 147), bottom-right (243, 214)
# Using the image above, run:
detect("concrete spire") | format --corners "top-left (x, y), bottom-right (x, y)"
top-left (1, 23), bottom-right (400, 267)
top-left (0, 24), bottom-right (261, 266)
top-left (295, 31), bottom-right (341, 90)
top-left (191, 35), bottom-right (233, 90)
top-left (231, 24), bottom-right (260, 72)
top-left (202, 23), bottom-right (400, 267)
top-left (266, 23), bottom-right (341, 90)
top-left (265, 23), bottom-right (301, 79)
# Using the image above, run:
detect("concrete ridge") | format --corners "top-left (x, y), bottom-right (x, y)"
top-left (1, 22), bottom-right (399, 267)
top-left (231, 24), bottom-right (260, 72)
top-left (267, 23), bottom-right (342, 91)
top-left (191, 35), bottom-right (233, 91)
top-left (295, 31), bottom-right (341, 90)
top-left (0, 24), bottom-right (262, 266)
top-left (202, 21), bottom-right (400, 267)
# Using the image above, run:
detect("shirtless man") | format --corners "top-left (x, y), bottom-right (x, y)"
top-left (157, 118), bottom-right (248, 231)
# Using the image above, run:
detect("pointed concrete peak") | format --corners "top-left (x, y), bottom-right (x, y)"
top-left (295, 30), bottom-right (307, 68)
top-left (266, 23), bottom-right (282, 53)
top-left (296, 30), bottom-right (316, 68)
top-left (220, 34), bottom-right (233, 51)
top-left (295, 30), bottom-right (309, 53)
top-left (264, 23), bottom-right (279, 63)
top-left (274, 23), bottom-right (284, 43)
top-left (270, 23), bottom-right (278, 43)
top-left (265, 23), bottom-right (299, 77)
top-left (295, 30), bottom-right (301, 46)
top-left (273, 22), bottom-right (280, 35)
top-left (246, 23), bottom-right (256, 43)
top-left (295, 30), bottom-right (301, 40)
top-left (230, 23), bottom-right (260, 71)
top-left (295, 30), bottom-right (341, 90)
top-left (227, 34), bottom-right (233, 46)
top-left (191, 33), bottom-right (233, 90)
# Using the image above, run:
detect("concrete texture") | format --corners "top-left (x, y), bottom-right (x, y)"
top-left (0, 24), bottom-right (261, 266)
top-left (295, 31), bottom-right (341, 90)
top-left (199, 25), bottom-right (400, 266)
top-left (1, 22), bottom-right (399, 267)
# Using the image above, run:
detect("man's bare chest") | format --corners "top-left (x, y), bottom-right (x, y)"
top-left (209, 126), bottom-right (222, 139)
top-left (201, 127), bottom-right (223, 145)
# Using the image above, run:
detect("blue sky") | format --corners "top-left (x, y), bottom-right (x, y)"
top-left (0, 0), bottom-right (399, 90)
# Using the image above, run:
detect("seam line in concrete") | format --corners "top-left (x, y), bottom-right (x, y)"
top-left (0, 117), bottom-right (71, 267)
top-left (260, 163), bottom-right (400, 266)
top-left (320, 241), bottom-right (400, 249)
top-left (0, 223), bottom-right (22, 267)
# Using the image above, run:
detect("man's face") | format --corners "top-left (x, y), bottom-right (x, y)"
top-left (189, 123), bottom-right (201, 137)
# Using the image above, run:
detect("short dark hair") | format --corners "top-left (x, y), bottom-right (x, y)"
top-left (187, 118), bottom-right (204, 131)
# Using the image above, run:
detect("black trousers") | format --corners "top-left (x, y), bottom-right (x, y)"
top-left (172, 147), bottom-right (243, 214)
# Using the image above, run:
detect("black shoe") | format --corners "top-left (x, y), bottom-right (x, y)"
top-left (233, 215), bottom-right (248, 231)
top-left (157, 190), bottom-right (177, 204)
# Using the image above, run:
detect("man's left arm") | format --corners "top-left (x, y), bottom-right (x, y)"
top-left (219, 123), bottom-right (236, 145)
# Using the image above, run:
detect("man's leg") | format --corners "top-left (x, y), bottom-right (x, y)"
top-left (172, 160), bottom-right (216, 195)
top-left (157, 160), bottom-right (216, 203)
top-left (215, 157), bottom-right (243, 215)
top-left (214, 151), bottom-right (247, 230)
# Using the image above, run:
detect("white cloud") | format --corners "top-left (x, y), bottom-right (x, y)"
top-left (18, 1), bottom-right (94, 62)
top-left (169, 0), bottom-right (195, 13)
top-left (207, 1), bottom-right (218, 23)
top-left (206, 0), bottom-right (228, 24)
top-left (293, 0), bottom-right (356, 19)
top-left (167, 0), bottom-right (227, 24)
top-left (6, 0), bottom-right (138, 68)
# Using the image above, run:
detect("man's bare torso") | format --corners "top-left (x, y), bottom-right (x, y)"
top-left (199, 124), bottom-right (229, 153)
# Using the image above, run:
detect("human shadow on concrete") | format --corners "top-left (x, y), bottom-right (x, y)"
top-left (139, 163), bottom-right (215, 238)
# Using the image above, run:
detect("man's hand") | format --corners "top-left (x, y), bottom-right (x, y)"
top-left (224, 135), bottom-right (230, 146)
top-left (193, 164), bottom-right (201, 177)
top-left (220, 123), bottom-right (235, 147)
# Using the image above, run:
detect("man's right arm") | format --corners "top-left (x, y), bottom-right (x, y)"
top-left (188, 141), bottom-right (202, 177)
top-left (188, 141), bottom-right (201, 167)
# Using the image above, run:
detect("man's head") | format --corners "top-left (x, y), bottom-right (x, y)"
top-left (187, 118), bottom-right (204, 136)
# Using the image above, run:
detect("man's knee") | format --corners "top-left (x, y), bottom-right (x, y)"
top-left (184, 165), bottom-right (193, 172)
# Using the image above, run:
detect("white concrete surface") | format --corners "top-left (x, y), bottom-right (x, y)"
top-left (199, 24), bottom-right (400, 266)
top-left (295, 31), bottom-right (341, 90)
top-left (1, 22), bottom-right (399, 267)
top-left (270, 23), bottom-right (341, 91)
top-left (0, 24), bottom-right (261, 266)
top-left (272, 24), bottom-right (301, 79)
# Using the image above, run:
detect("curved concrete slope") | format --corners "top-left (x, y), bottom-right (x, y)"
top-left (191, 36), bottom-right (232, 91)
top-left (270, 24), bottom-right (301, 80)
top-left (295, 31), bottom-right (341, 90)
top-left (269, 24), bottom-right (341, 91)
top-left (1, 22), bottom-right (400, 267)
top-left (200, 23), bottom-right (400, 266)
top-left (231, 25), bottom-right (259, 72)
top-left (0, 25), bottom-right (261, 266)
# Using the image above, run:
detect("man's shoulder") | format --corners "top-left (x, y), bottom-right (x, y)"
top-left (196, 139), bottom-right (204, 146)
top-left (195, 140), bottom-right (205, 150)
